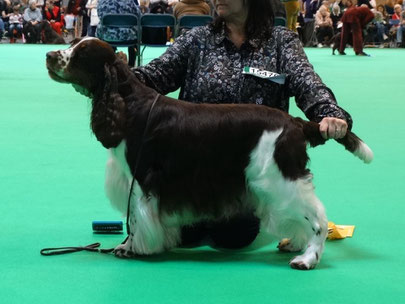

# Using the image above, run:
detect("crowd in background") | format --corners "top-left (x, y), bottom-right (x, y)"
top-left (0, 0), bottom-right (404, 47)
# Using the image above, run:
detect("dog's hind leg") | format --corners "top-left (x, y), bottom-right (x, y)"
top-left (253, 175), bottom-right (328, 270)
top-left (246, 131), bottom-right (327, 269)
top-left (285, 177), bottom-right (328, 270)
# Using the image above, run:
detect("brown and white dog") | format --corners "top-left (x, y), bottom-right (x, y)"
top-left (46, 38), bottom-right (373, 270)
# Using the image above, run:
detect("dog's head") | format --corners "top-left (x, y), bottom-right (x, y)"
top-left (46, 37), bottom-right (127, 149)
top-left (46, 37), bottom-right (116, 96)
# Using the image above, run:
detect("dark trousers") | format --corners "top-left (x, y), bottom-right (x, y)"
top-left (316, 26), bottom-right (334, 44)
top-left (340, 21), bottom-right (363, 54)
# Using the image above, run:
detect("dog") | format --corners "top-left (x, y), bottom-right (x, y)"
top-left (330, 31), bottom-right (353, 55)
top-left (41, 21), bottom-right (65, 44)
top-left (23, 22), bottom-right (40, 44)
top-left (46, 37), bottom-right (373, 270)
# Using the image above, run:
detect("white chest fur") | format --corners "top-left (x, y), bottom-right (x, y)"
top-left (105, 141), bottom-right (133, 215)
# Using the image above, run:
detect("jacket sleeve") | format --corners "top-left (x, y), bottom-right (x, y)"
top-left (132, 28), bottom-right (198, 95)
top-left (278, 29), bottom-right (353, 128)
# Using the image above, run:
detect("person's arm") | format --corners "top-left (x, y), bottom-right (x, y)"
top-left (278, 29), bottom-right (352, 137)
top-left (132, 28), bottom-right (198, 94)
top-left (36, 9), bottom-right (43, 22)
top-left (23, 8), bottom-right (31, 22)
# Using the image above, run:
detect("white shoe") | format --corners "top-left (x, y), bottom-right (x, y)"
top-left (317, 43), bottom-right (323, 48)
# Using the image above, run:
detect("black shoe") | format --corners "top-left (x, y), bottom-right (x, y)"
top-left (339, 51), bottom-right (346, 55)
top-left (356, 52), bottom-right (369, 56)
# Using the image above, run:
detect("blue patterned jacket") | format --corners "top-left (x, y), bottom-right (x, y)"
top-left (134, 23), bottom-right (353, 127)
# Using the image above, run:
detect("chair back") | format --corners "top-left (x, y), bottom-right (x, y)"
top-left (141, 13), bottom-right (176, 29)
top-left (178, 15), bottom-right (213, 29)
top-left (100, 13), bottom-right (140, 66)
top-left (274, 17), bottom-right (286, 27)
top-left (100, 13), bottom-right (140, 44)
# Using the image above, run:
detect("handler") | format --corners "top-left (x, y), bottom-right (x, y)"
top-left (132, 0), bottom-right (352, 249)
top-left (339, 2), bottom-right (374, 56)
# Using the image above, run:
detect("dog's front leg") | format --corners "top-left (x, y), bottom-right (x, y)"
top-left (114, 184), bottom-right (166, 258)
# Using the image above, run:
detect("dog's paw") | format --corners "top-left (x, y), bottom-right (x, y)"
top-left (277, 238), bottom-right (302, 253)
top-left (113, 244), bottom-right (136, 258)
top-left (289, 254), bottom-right (318, 270)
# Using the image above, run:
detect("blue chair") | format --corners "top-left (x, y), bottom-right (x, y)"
top-left (176, 15), bottom-right (213, 36)
top-left (140, 13), bottom-right (176, 65)
top-left (274, 17), bottom-right (286, 27)
top-left (99, 13), bottom-right (141, 67)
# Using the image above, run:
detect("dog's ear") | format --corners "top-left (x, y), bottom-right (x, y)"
top-left (91, 63), bottom-right (126, 148)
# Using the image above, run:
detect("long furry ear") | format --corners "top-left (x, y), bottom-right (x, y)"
top-left (91, 63), bottom-right (126, 148)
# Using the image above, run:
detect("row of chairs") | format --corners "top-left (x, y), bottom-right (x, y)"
top-left (101, 14), bottom-right (287, 67)
top-left (101, 13), bottom-right (214, 66)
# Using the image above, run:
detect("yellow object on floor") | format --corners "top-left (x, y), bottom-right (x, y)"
top-left (327, 222), bottom-right (355, 240)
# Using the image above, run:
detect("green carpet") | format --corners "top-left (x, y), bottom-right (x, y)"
top-left (0, 44), bottom-right (404, 304)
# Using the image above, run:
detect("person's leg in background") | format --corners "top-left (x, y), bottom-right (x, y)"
top-left (284, 0), bottom-right (300, 32)
top-left (351, 21), bottom-right (365, 55)
top-left (127, 46), bottom-right (136, 67)
top-left (0, 18), bottom-right (4, 39)
top-left (339, 22), bottom-right (351, 54)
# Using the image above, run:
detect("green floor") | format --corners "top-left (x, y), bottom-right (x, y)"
top-left (1, 44), bottom-right (404, 303)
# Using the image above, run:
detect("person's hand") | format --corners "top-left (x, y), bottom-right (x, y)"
top-left (319, 117), bottom-right (348, 139)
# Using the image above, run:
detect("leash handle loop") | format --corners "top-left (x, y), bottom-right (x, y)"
top-left (40, 243), bottom-right (114, 256)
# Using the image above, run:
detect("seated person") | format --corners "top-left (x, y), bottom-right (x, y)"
top-left (8, 4), bottom-right (23, 42)
top-left (43, 0), bottom-right (63, 35)
top-left (139, 0), bottom-right (150, 14)
top-left (23, 0), bottom-right (43, 43)
top-left (391, 4), bottom-right (405, 46)
top-left (315, 4), bottom-right (334, 46)
top-left (173, 0), bottom-right (211, 20)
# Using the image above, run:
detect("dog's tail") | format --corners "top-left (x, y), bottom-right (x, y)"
top-left (296, 118), bottom-right (373, 164)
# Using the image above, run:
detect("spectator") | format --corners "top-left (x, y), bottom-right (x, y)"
top-left (85, 0), bottom-right (98, 37)
top-left (385, 0), bottom-right (395, 15)
top-left (315, 4), bottom-right (334, 46)
top-left (8, 4), bottom-right (22, 42)
top-left (23, 0), bottom-right (42, 43)
top-left (392, 4), bottom-right (405, 46)
top-left (373, 5), bottom-right (389, 44)
top-left (330, 3), bottom-right (343, 33)
top-left (173, 0), bottom-right (211, 20)
top-left (97, 0), bottom-right (141, 67)
top-left (357, 0), bottom-right (373, 9)
top-left (67, 0), bottom-right (86, 37)
top-left (339, 4), bottom-right (374, 55)
top-left (139, 0), bottom-right (150, 14)
top-left (1, 0), bottom-right (13, 35)
top-left (35, 0), bottom-right (44, 9)
top-left (282, 0), bottom-right (300, 32)
top-left (43, 0), bottom-right (63, 35)
top-left (150, 0), bottom-right (173, 14)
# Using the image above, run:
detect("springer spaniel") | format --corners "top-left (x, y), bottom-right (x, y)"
top-left (46, 37), bottom-right (373, 270)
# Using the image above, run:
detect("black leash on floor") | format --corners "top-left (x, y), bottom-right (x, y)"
top-left (41, 93), bottom-right (160, 257)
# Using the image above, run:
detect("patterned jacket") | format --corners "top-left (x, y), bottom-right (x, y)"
top-left (96, 0), bottom-right (140, 42)
top-left (134, 23), bottom-right (353, 127)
